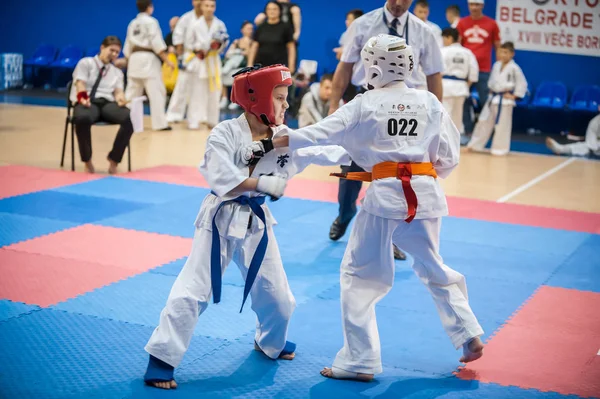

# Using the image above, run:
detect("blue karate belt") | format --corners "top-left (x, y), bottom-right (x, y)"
top-left (488, 90), bottom-right (514, 125)
top-left (442, 75), bottom-right (467, 81)
top-left (210, 191), bottom-right (267, 313)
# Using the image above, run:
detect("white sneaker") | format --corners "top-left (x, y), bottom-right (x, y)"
top-left (219, 97), bottom-right (229, 109)
top-left (228, 103), bottom-right (240, 111)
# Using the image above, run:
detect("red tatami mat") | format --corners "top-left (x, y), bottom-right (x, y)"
top-left (457, 286), bottom-right (600, 398)
top-left (0, 249), bottom-right (135, 307)
top-left (0, 165), bottom-right (102, 200)
top-left (119, 165), bottom-right (208, 187)
top-left (4, 224), bottom-right (192, 272)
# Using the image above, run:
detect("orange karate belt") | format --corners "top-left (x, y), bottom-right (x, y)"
top-left (331, 161), bottom-right (438, 223)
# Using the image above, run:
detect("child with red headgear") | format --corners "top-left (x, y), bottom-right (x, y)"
top-left (143, 64), bottom-right (350, 390)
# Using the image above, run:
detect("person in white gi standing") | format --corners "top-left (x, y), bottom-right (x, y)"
top-left (249, 35), bottom-right (485, 381)
top-left (123, 0), bottom-right (173, 131)
top-left (166, 0), bottom-right (203, 123)
top-left (467, 41), bottom-right (527, 156)
top-left (184, 0), bottom-right (228, 129)
top-left (326, 0), bottom-right (444, 261)
top-left (143, 64), bottom-right (350, 389)
top-left (441, 27), bottom-right (478, 138)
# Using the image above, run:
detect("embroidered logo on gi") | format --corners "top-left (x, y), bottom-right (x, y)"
top-left (277, 154), bottom-right (289, 167)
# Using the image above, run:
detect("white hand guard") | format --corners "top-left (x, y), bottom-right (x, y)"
top-left (256, 174), bottom-right (287, 200)
top-left (239, 139), bottom-right (274, 166)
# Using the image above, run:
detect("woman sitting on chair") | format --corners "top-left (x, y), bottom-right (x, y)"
top-left (70, 35), bottom-right (134, 174)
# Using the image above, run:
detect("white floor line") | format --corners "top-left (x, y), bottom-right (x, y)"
top-left (496, 157), bottom-right (577, 203)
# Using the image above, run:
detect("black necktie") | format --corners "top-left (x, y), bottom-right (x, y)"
top-left (90, 66), bottom-right (106, 101)
top-left (389, 18), bottom-right (399, 37)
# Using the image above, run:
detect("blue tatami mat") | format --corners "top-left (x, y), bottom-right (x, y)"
top-left (53, 176), bottom-right (208, 205)
top-left (144, 332), bottom-right (575, 399)
top-left (545, 234), bottom-right (600, 292)
top-left (0, 308), bottom-right (228, 399)
top-left (0, 190), bottom-right (149, 223)
top-left (440, 217), bottom-right (591, 255)
top-left (52, 272), bottom-right (258, 341)
top-left (96, 194), bottom-right (204, 238)
top-left (438, 240), bottom-right (571, 286)
top-left (0, 212), bottom-right (77, 247)
top-left (0, 300), bottom-right (40, 322)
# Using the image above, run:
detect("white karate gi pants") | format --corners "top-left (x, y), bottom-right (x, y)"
top-left (332, 210), bottom-right (484, 375)
top-left (552, 140), bottom-right (594, 157)
top-left (442, 96), bottom-right (466, 135)
top-left (188, 76), bottom-right (221, 129)
top-left (125, 77), bottom-right (168, 131)
top-left (145, 223), bottom-right (296, 368)
top-left (166, 70), bottom-right (192, 122)
top-left (468, 103), bottom-right (513, 156)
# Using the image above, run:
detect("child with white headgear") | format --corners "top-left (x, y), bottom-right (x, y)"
top-left (246, 34), bottom-right (485, 381)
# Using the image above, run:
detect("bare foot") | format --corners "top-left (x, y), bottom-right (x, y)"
top-left (460, 337), bottom-right (484, 363)
top-left (147, 380), bottom-right (177, 390)
top-left (107, 157), bottom-right (118, 175)
top-left (254, 342), bottom-right (295, 360)
top-left (320, 367), bottom-right (374, 382)
top-left (84, 161), bottom-right (95, 173)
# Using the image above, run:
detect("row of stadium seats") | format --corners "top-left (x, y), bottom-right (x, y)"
top-left (20, 44), bottom-right (600, 115)
top-left (471, 82), bottom-right (600, 113)
top-left (24, 43), bottom-right (110, 70)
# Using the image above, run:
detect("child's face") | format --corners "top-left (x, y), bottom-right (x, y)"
top-left (319, 79), bottom-right (333, 102)
top-left (201, 0), bottom-right (215, 18)
top-left (241, 23), bottom-right (253, 37)
top-left (272, 86), bottom-right (289, 125)
top-left (442, 36), bottom-right (453, 47)
top-left (345, 14), bottom-right (356, 28)
top-left (413, 5), bottom-right (429, 22)
top-left (497, 48), bottom-right (514, 63)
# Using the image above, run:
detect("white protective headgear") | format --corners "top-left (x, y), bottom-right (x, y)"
top-left (360, 34), bottom-right (414, 90)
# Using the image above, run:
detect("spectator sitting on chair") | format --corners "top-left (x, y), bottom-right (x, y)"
top-left (298, 74), bottom-right (342, 128)
top-left (546, 106), bottom-right (600, 158)
top-left (70, 36), bottom-right (134, 174)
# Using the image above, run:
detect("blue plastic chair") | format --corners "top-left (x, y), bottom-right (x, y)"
top-left (516, 89), bottom-right (531, 108)
top-left (569, 85), bottom-right (600, 112)
top-left (24, 44), bottom-right (57, 66)
top-left (50, 45), bottom-right (83, 69)
top-left (532, 81), bottom-right (567, 109)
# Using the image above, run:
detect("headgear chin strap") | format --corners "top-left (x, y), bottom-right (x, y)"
top-left (230, 64), bottom-right (293, 126)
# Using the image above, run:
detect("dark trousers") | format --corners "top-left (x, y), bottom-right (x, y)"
top-left (337, 86), bottom-right (367, 225)
top-left (73, 99), bottom-right (134, 163)
top-left (338, 160), bottom-right (364, 224)
top-left (463, 71), bottom-right (490, 134)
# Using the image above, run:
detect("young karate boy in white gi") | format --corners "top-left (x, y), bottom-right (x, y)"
top-left (123, 0), bottom-right (173, 131)
top-left (246, 34), bottom-right (485, 382)
top-left (184, 0), bottom-right (228, 129)
top-left (143, 64), bottom-right (350, 389)
top-left (440, 27), bottom-right (479, 140)
top-left (467, 41), bottom-right (527, 156)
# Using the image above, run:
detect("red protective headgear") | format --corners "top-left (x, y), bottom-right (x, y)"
top-left (230, 64), bottom-right (293, 126)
